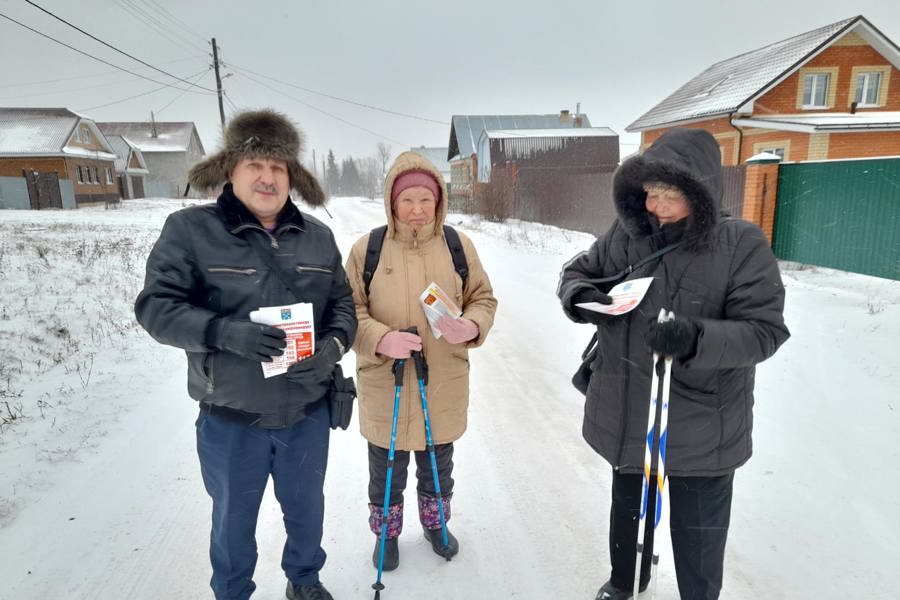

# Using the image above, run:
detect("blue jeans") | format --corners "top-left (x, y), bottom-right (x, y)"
top-left (196, 401), bottom-right (330, 600)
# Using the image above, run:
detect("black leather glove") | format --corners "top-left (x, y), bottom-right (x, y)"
top-left (644, 318), bottom-right (699, 358)
top-left (286, 337), bottom-right (343, 387)
top-left (209, 319), bottom-right (286, 362)
top-left (571, 287), bottom-right (614, 325)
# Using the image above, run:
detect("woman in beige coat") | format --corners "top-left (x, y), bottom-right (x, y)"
top-left (345, 151), bottom-right (497, 570)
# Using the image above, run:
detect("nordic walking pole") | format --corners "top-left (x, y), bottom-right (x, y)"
top-left (633, 308), bottom-right (674, 599)
top-left (372, 356), bottom-right (406, 599)
top-left (409, 329), bottom-right (452, 560)
top-left (649, 312), bottom-right (674, 599)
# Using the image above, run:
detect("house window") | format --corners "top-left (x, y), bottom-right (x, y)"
top-left (105, 167), bottom-right (113, 184)
top-left (855, 72), bottom-right (881, 106)
top-left (803, 73), bottom-right (830, 108)
top-left (76, 166), bottom-right (84, 183)
top-left (760, 147), bottom-right (785, 160)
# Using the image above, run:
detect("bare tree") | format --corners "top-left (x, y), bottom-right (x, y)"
top-left (356, 157), bottom-right (381, 199)
top-left (376, 142), bottom-right (392, 175)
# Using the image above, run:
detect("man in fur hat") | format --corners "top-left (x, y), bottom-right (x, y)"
top-left (558, 128), bottom-right (789, 600)
top-left (135, 109), bottom-right (357, 600)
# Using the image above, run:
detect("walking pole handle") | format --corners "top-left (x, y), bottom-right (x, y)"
top-left (391, 358), bottom-right (406, 387)
top-left (399, 326), bottom-right (429, 384)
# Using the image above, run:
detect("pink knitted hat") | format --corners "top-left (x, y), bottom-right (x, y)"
top-left (391, 170), bottom-right (441, 204)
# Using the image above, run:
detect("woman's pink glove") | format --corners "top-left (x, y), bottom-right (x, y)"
top-left (435, 316), bottom-right (479, 344)
top-left (375, 330), bottom-right (423, 359)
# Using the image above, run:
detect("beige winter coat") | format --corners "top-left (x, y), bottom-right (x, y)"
top-left (346, 151), bottom-right (497, 450)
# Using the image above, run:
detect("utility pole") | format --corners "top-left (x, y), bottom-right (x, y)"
top-left (211, 37), bottom-right (226, 130)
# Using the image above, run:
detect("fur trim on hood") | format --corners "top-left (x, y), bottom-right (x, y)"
top-left (613, 128), bottom-right (723, 249)
top-left (382, 151), bottom-right (448, 238)
top-left (188, 109), bottom-right (325, 206)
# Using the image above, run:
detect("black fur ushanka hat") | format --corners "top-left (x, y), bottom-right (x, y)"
top-left (188, 109), bottom-right (325, 206)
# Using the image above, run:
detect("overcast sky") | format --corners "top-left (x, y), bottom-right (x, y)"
top-left (2, 0), bottom-right (900, 172)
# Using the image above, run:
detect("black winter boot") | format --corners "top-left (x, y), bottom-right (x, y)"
top-left (595, 579), bottom-right (649, 600)
top-left (372, 536), bottom-right (399, 571)
top-left (423, 526), bottom-right (459, 558)
top-left (285, 581), bottom-right (333, 600)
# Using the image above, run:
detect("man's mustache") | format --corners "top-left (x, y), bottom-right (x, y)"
top-left (253, 184), bottom-right (279, 194)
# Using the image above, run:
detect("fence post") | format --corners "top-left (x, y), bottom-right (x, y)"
top-left (741, 153), bottom-right (782, 245)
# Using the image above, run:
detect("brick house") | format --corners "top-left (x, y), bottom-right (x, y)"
top-left (0, 107), bottom-right (119, 207)
top-left (627, 15), bottom-right (900, 164)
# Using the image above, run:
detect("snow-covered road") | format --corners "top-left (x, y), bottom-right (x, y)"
top-left (1, 197), bottom-right (897, 599)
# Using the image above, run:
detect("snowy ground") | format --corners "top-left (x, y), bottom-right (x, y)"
top-left (0, 197), bottom-right (898, 600)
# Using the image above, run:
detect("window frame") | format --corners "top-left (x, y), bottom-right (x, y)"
top-left (797, 67), bottom-right (839, 110)
top-left (850, 65), bottom-right (892, 108)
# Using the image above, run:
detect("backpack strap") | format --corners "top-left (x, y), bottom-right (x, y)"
top-left (443, 225), bottom-right (469, 291)
top-left (362, 225), bottom-right (388, 297)
top-left (362, 225), bottom-right (470, 296)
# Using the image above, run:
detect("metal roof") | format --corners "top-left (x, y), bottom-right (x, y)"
top-left (482, 127), bottom-right (616, 139)
top-left (733, 111), bottom-right (900, 132)
top-left (104, 134), bottom-right (149, 173)
top-left (626, 16), bottom-right (900, 131)
top-left (448, 113), bottom-right (592, 160)
top-left (95, 121), bottom-right (205, 154)
top-left (0, 107), bottom-right (78, 154)
top-left (409, 146), bottom-right (451, 180)
top-left (0, 107), bottom-right (117, 158)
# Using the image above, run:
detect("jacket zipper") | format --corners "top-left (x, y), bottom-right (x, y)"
top-left (295, 265), bottom-right (332, 274)
top-left (205, 353), bottom-right (215, 394)
top-left (208, 267), bottom-right (257, 275)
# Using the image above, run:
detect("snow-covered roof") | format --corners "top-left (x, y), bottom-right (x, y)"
top-left (733, 111), bottom-right (900, 133)
top-left (409, 146), bottom-right (451, 180)
top-left (481, 128), bottom-right (617, 139)
top-left (104, 134), bottom-right (150, 173)
top-left (0, 107), bottom-right (78, 154)
top-left (628, 15), bottom-right (900, 131)
top-left (448, 113), bottom-right (592, 160)
top-left (0, 107), bottom-right (117, 158)
top-left (95, 121), bottom-right (205, 155)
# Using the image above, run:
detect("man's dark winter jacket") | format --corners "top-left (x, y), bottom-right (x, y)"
top-left (558, 129), bottom-right (790, 476)
top-left (135, 185), bottom-right (357, 428)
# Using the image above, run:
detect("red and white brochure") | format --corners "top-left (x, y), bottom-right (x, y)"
top-left (575, 277), bottom-right (654, 316)
top-left (249, 302), bottom-right (315, 378)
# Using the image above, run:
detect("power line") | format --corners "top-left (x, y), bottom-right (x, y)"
top-left (23, 0), bottom-right (217, 92)
top-left (0, 67), bottom-right (210, 101)
top-left (0, 11), bottom-right (213, 94)
top-left (226, 62), bottom-right (449, 126)
top-left (115, 0), bottom-right (208, 54)
top-left (77, 68), bottom-right (210, 111)
top-left (156, 69), bottom-right (211, 115)
top-left (0, 55), bottom-right (207, 89)
top-left (145, 0), bottom-right (208, 43)
top-left (232, 70), bottom-right (413, 148)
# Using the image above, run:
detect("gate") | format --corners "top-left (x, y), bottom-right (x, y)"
top-left (773, 158), bottom-right (900, 280)
top-left (23, 170), bottom-right (63, 210)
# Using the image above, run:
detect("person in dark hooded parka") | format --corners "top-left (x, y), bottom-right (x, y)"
top-left (557, 128), bottom-right (789, 600)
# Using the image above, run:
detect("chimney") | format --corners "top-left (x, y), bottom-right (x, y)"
top-left (574, 102), bottom-right (583, 128)
top-left (560, 109), bottom-right (571, 123)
